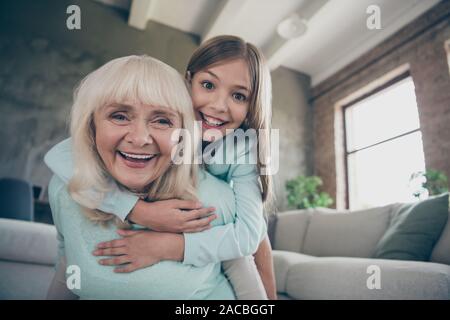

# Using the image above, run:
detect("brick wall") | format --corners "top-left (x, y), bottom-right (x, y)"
top-left (311, 1), bottom-right (450, 209)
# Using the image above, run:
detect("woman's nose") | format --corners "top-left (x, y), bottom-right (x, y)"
top-left (126, 121), bottom-right (153, 146)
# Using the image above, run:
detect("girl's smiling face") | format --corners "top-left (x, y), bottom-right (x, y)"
top-left (190, 59), bottom-right (251, 141)
top-left (94, 101), bottom-right (181, 192)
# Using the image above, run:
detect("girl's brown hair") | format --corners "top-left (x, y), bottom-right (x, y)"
top-left (186, 35), bottom-right (273, 205)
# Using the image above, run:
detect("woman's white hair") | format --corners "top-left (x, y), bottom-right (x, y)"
top-left (68, 55), bottom-right (199, 226)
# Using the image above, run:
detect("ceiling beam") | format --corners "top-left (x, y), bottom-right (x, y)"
top-left (128, 0), bottom-right (153, 30)
top-left (201, 0), bottom-right (247, 42)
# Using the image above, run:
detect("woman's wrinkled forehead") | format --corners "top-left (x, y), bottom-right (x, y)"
top-left (92, 67), bottom-right (186, 114)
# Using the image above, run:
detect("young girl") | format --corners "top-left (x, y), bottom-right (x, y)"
top-left (45, 35), bottom-right (277, 300)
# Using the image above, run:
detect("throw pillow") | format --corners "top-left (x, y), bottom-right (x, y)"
top-left (373, 193), bottom-right (449, 261)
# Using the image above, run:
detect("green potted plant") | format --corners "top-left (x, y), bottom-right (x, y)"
top-left (410, 169), bottom-right (449, 199)
top-left (285, 175), bottom-right (334, 209)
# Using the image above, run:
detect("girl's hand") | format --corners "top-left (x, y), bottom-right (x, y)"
top-left (93, 229), bottom-right (185, 273)
top-left (127, 199), bottom-right (217, 233)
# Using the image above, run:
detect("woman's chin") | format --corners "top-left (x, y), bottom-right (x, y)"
top-left (111, 167), bottom-right (156, 192)
top-left (116, 177), bottom-right (150, 193)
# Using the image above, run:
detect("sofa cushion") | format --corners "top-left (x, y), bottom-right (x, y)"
top-left (276, 293), bottom-right (293, 300)
top-left (272, 250), bottom-right (316, 294)
top-left (373, 193), bottom-right (449, 261)
top-left (284, 257), bottom-right (450, 300)
top-left (302, 205), bottom-right (392, 258)
top-left (267, 213), bottom-right (277, 248)
top-left (0, 260), bottom-right (55, 299)
top-left (431, 209), bottom-right (450, 265)
top-left (0, 218), bottom-right (58, 265)
top-left (274, 209), bottom-right (312, 253)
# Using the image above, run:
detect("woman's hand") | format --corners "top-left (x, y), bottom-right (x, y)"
top-left (93, 229), bottom-right (185, 273)
top-left (127, 199), bottom-right (217, 233)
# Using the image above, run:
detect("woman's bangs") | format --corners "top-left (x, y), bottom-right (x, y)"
top-left (97, 58), bottom-right (188, 115)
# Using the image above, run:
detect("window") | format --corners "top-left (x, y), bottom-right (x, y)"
top-left (344, 74), bottom-right (426, 210)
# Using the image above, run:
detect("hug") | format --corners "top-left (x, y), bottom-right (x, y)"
top-left (44, 36), bottom-right (277, 300)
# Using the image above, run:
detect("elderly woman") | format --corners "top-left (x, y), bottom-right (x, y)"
top-left (47, 55), bottom-right (236, 299)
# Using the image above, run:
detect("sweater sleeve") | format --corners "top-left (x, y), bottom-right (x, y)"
top-left (48, 176), bottom-right (66, 269)
top-left (44, 138), bottom-right (138, 221)
top-left (183, 135), bottom-right (266, 267)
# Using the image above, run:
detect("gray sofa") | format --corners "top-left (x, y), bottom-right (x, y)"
top-left (1, 201), bottom-right (449, 299)
top-left (0, 218), bottom-right (57, 299)
top-left (271, 204), bottom-right (450, 299)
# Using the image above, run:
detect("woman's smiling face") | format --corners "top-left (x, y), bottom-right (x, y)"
top-left (191, 59), bottom-right (251, 141)
top-left (93, 101), bottom-right (181, 192)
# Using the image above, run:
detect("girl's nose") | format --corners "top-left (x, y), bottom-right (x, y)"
top-left (210, 92), bottom-right (229, 113)
top-left (126, 121), bottom-right (153, 146)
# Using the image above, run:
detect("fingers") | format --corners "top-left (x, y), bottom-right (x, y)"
top-left (114, 263), bottom-right (139, 273)
top-left (116, 229), bottom-right (142, 237)
top-left (185, 207), bottom-right (216, 221)
top-left (183, 213), bottom-right (217, 231)
top-left (98, 255), bottom-right (131, 266)
top-left (93, 246), bottom-right (128, 257)
top-left (96, 230), bottom-right (142, 250)
top-left (96, 238), bottom-right (126, 249)
top-left (175, 199), bottom-right (203, 210)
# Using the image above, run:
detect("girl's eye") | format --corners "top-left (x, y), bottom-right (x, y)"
top-left (111, 113), bottom-right (128, 122)
top-left (201, 81), bottom-right (214, 90)
top-left (233, 92), bottom-right (247, 102)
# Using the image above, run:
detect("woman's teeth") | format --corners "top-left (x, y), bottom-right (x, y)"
top-left (202, 113), bottom-right (225, 127)
top-left (119, 151), bottom-right (155, 160)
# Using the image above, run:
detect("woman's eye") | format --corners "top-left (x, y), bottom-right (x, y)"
top-left (111, 113), bottom-right (128, 122)
top-left (233, 92), bottom-right (247, 102)
top-left (201, 81), bottom-right (214, 90)
top-left (153, 118), bottom-right (173, 128)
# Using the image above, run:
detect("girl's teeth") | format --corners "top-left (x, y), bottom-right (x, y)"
top-left (120, 151), bottom-right (154, 160)
top-left (203, 115), bottom-right (224, 126)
